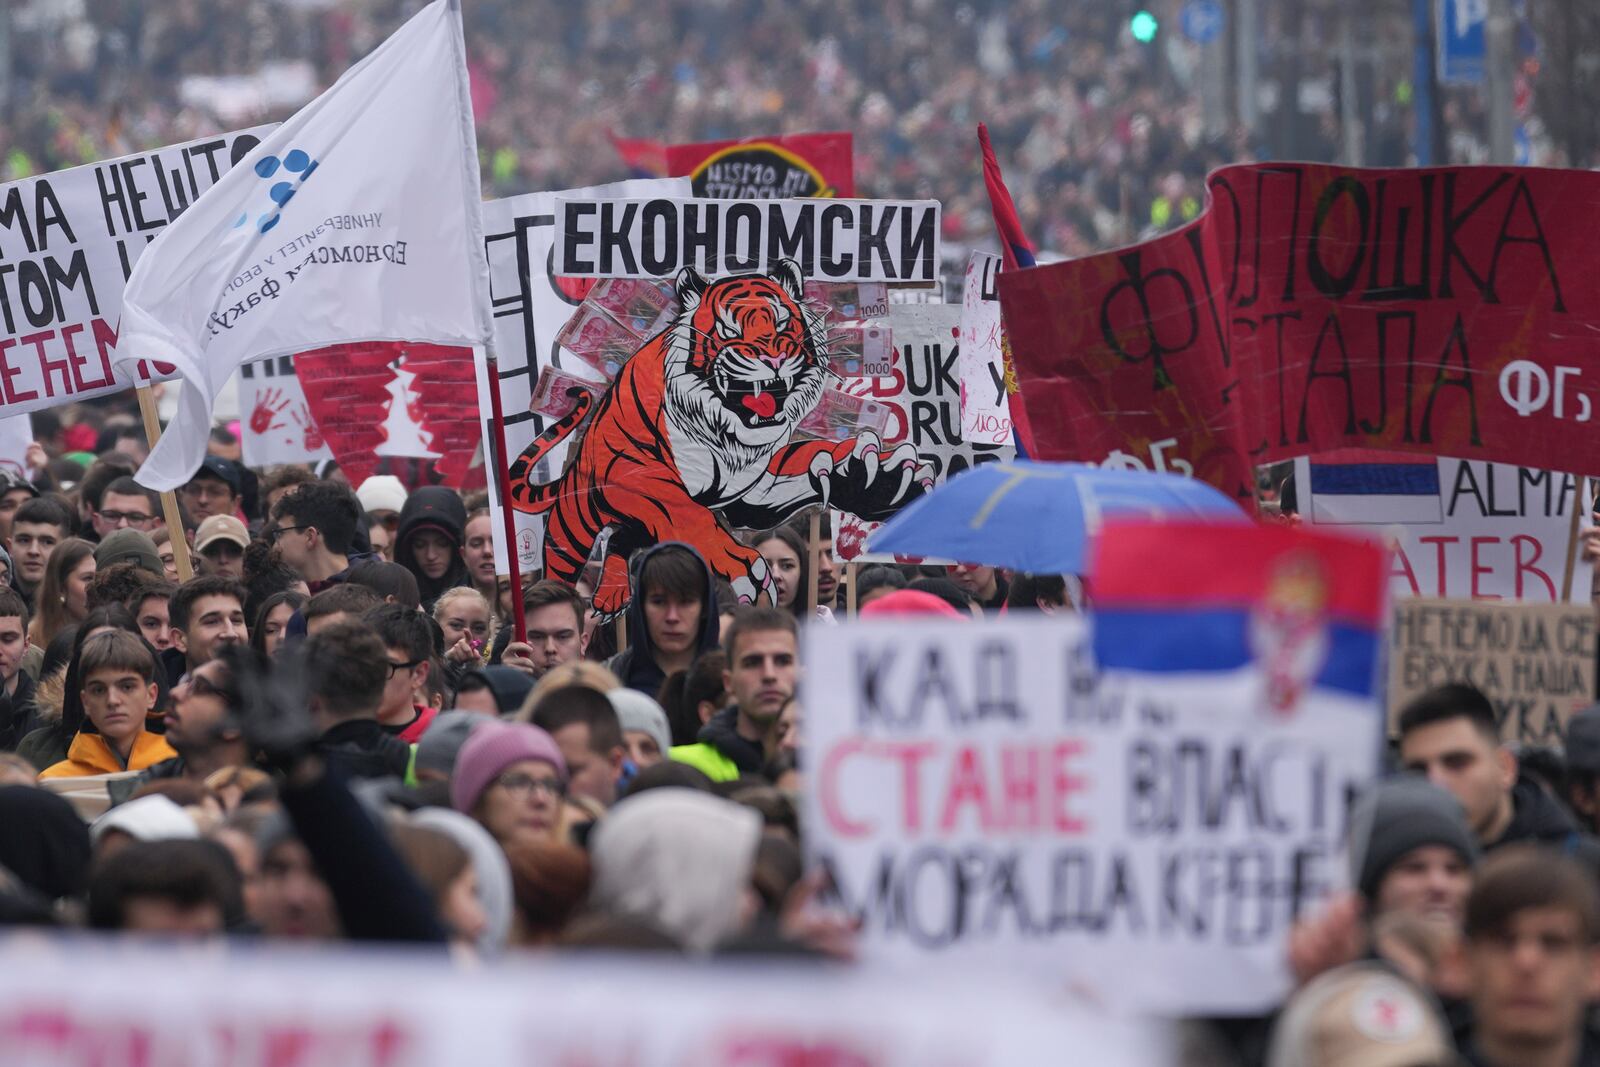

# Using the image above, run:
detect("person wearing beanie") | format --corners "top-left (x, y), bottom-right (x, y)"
top-left (413, 710), bottom-right (484, 784)
top-left (453, 666), bottom-right (534, 718)
top-left (1564, 703), bottom-right (1600, 833)
top-left (356, 476), bottom-right (408, 530)
top-left (589, 789), bottom-right (762, 953)
top-left (1348, 777), bottom-right (1479, 925)
top-left (451, 719), bottom-right (568, 846)
top-left (608, 688), bottom-right (671, 770)
top-left (92, 529), bottom-right (165, 579)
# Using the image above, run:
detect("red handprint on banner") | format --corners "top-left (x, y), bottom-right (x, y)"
top-left (250, 389), bottom-right (291, 434)
top-left (290, 405), bottom-right (325, 451)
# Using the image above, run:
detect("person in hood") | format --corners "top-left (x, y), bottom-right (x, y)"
top-left (1399, 684), bottom-right (1590, 852)
top-left (39, 629), bottom-right (176, 779)
top-left (606, 543), bottom-right (719, 698)
top-left (394, 487), bottom-right (472, 613)
top-left (270, 481), bottom-right (370, 594)
top-left (588, 789), bottom-right (762, 953)
top-left (670, 607), bottom-right (796, 783)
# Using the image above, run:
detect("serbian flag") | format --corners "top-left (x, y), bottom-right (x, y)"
top-left (977, 123), bottom-right (1038, 457)
top-left (1091, 520), bottom-right (1388, 704)
top-left (608, 133), bottom-right (668, 178)
top-left (114, 0), bottom-right (491, 491)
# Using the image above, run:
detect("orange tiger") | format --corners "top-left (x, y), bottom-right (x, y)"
top-left (506, 258), bottom-right (932, 617)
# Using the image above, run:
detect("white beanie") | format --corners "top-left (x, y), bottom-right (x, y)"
top-left (356, 474), bottom-right (408, 515)
top-left (91, 795), bottom-right (200, 844)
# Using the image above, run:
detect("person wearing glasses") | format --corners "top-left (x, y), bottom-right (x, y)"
top-left (268, 482), bottom-right (368, 593)
top-left (91, 477), bottom-right (163, 540)
top-left (450, 719), bottom-right (569, 847)
top-left (364, 604), bottom-right (439, 744)
top-left (306, 621), bottom-right (413, 782)
top-left (177, 457), bottom-right (242, 523)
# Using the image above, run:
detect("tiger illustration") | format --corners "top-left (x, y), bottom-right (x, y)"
top-left (507, 258), bottom-right (933, 617)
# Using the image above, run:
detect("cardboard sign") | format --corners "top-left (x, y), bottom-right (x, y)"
top-left (1388, 599), bottom-right (1598, 743)
top-left (833, 303), bottom-right (1015, 562)
top-left (0, 127), bottom-right (270, 413)
top-left (666, 131), bottom-right (855, 198)
top-left (958, 250), bottom-right (1012, 447)
top-left (1293, 453), bottom-right (1593, 601)
top-left (805, 609), bottom-right (1382, 1015)
top-left (1001, 163), bottom-right (1600, 501)
top-left (553, 197), bottom-right (941, 283)
top-left (478, 178), bottom-right (689, 574)
top-left (0, 946), bottom-right (1174, 1067)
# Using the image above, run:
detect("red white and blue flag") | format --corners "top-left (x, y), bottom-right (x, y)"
top-left (976, 123), bottom-right (1038, 458)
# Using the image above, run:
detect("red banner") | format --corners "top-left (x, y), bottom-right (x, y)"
top-left (999, 164), bottom-right (1600, 501)
top-left (666, 132), bottom-right (854, 199)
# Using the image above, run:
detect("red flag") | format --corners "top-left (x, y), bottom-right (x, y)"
top-left (607, 132), bottom-right (667, 178)
top-left (976, 123), bottom-right (1038, 456)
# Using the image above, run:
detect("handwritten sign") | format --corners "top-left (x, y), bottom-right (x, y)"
top-left (1001, 164), bottom-right (1600, 500)
top-left (1293, 453), bottom-right (1593, 602)
top-left (805, 612), bottom-right (1380, 1014)
top-left (0, 128), bottom-right (270, 413)
top-left (958, 251), bottom-right (1012, 447)
top-left (1389, 599), bottom-right (1598, 743)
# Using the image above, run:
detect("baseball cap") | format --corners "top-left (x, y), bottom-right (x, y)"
top-left (0, 469), bottom-right (38, 499)
top-left (92, 529), bottom-right (164, 578)
top-left (195, 514), bottom-right (250, 553)
top-left (192, 455), bottom-right (241, 494)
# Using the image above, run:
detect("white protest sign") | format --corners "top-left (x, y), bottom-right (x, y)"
top-left (0, 944), bottom-right (1173, 1067)
top-left (478, 179), bottom-right (690, 573)
top-left (553, 197), bottom-right (942, 283)
top-left (1293, 454), bottom-right (1593, 601)
top-left (804, 615), bottom-right (1377, 1015)
top-left (237, 355), bottom-right (332, 466)
top-left (958, 250), bottom-right (1013, 446)
top-left (0, 128), bottom-right (271, 414)
top-left (832, 303), bottom-right (1014, 562)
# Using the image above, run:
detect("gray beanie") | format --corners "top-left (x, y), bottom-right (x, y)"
top-left (1348, 777), bottom-right (1479, 900)
top-left (607, 689), bottom-right (671, 757)
top-left (415, 710), bottom-right (485, 779)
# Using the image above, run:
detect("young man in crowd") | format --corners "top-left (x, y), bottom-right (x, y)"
top-left (365, 603), bottom-right (438, 744)
top-left (179, 456), bottom-right (242, 522)
top-left (86, 839), bottom-right (239, 937)
top-left (167, 576), bottom-right (250, 684)
top-left (93, 477), bottom-right (162, 539)
top-left (670, 606), bottom-right (797, 782)
top-left (270, 481), bottom-right (364, 592)
top-left (502, 580), bottom-right (588, 679)
top-left (1398, 683), bottom-right (1586, 851)
top-left (303, 584), bottom-right (383, 636)
top-left (1455, 845), bottom-right (1600, 1066)
top-left (130, 576), bottom-right (177, 653)
top-left (529, 684), bottom-right (626, 807)
top-left (8, 495), bottom-right (73, 610)
top-left (0, 589), bottom-right (34, 750)
top-left (1350, 776), bottom-right (1480, 927)
top-left (93, 528), bottom-right (166, 580)
top-left (40, 630), bottom-right (176, 778)
top-left (947, 562), bottom-right (1009, 612)
top-left (608, 543), bottom-right (720, 697)
top-left (1563, 704), bottom-right (1600, 834)
top-left (194, 515), bottom-right (249, 579)
top-left (304, 621), bottom-right (411, 781)
top-left (0, 469), bottom-right (37, 545)
top-left (110, 645), bottom-right (256, 802)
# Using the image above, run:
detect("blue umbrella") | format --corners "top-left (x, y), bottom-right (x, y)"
top-left (865, 460), bottom-right (1248, 575)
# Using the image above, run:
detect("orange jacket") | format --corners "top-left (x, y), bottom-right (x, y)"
top-left (38, 731), bottom-right (178, 780)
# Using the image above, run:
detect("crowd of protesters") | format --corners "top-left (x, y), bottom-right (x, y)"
top-left (0, 397), bottom-right (1596, 1067)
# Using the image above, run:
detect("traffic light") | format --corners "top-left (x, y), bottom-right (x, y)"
top-left (1130, 10), bottom-right (1159, 43)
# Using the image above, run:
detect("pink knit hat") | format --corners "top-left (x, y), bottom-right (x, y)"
top-left (450, 720), bottom-right (568, 814)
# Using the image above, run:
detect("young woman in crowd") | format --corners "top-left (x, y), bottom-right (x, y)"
top-left (29, 539), bottom-right (96, 648)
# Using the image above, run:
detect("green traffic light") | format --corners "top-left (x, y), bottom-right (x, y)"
top-left (1130, 9), bottom-right (1159, 43)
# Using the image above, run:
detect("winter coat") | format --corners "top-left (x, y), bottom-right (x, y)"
top-left (605, 542), bottom-right (721, 698)
top-left (0, 669), bottom-right (39, 752)
top-left (1489, 774), bottom-right (1590, 852)
top-left (317, 718), bottom-right (413, 782)
top-left (37, 730), bottom-right (178, 779)
top-left (668, 706), bottom-right (765, 783)
top-left (16, 668), bottom-right (66, 770)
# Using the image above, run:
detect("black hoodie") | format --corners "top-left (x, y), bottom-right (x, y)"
top-left (1488, 773), bottom-right (1589, 852)
top-left (606, 542), bottom-right (721, 697)
top-left (394, 487), bottom-right (472, 612)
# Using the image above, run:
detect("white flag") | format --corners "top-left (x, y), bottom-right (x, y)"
top-left (115, 0), bottom-right (491, 490)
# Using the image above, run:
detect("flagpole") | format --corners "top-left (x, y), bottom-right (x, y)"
top-left (136, 386), bottom-right (195, 581)
top-left (806, 511), bottom-right (821, 616)
top-left (483, 356), bottom-right (529, 643)
top-left (1563, 475), bottom-right (1587, 603)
